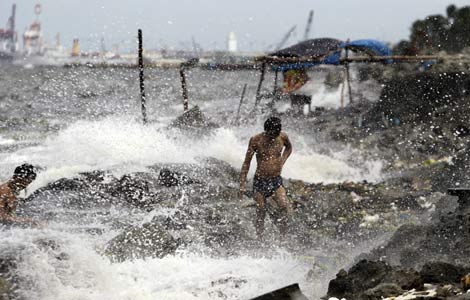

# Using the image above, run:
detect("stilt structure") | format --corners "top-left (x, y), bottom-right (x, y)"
top-left (179, 66), bottom-right (189, 113)
top-left (138, 29), bottom-right (147, 124)
top-left (253, 62), bottom-right (267, 109)
top-left (234, 83), bottom-right (248, 125)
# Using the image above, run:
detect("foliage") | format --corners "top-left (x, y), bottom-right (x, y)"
top-left (393, 4), bottom-right (470, 54)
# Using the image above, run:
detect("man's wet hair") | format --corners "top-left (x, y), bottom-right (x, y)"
top-left (264, 117), bottom-right (282, 133)
top-left (13, 163), bottom-right (37, 181)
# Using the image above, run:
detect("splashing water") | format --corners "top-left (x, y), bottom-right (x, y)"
top-left (1, 116), bottom-right (382, 188)
top-left (0, 66), bottom-right (385, 300)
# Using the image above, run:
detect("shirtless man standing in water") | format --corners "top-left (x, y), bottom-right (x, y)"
top-left (239, 117), bottom-right (293, 240)
top-left (0, 164), bottom-right (40, 226)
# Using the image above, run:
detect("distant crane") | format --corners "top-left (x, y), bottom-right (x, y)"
top-left (191, 36), bottom-right (202, 57)
top-left (274, 25), bottom-right (296, 51)
top-left (6, 4), bottom-right (17, 52)
top-left (303, 10), bottom-right (314, 41)
top-left (100, 36), bottom-right (106, 54)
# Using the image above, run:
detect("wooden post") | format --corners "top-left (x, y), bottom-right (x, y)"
top-left (345, 44), bottom-right (353, 104)
top-left (179, 65), bottom-right (189, 113)
top-left (234, 83), bottom-right (247, 125)
top-left (340, 67), bottom-right (346, 108)
top-left (269, 69), bottom-right (279, 110)
top-left (345, 63), bottom-right (353, 104)
top-left (254, 62), bottom-right (266, 109)
top-left (138, 29), bottom-right (147, 124)
top-left (273, 69), bottom-right (279, 96)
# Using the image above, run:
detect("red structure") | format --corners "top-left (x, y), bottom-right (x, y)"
top-left (0, 4), bottom-right (17, 58)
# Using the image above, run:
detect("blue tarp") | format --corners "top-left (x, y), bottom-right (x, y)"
top-left (271, 38), bottom-right (392, 71)
top-left (346, 39), bottom-right (391, 57)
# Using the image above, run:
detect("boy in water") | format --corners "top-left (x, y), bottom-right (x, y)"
top-left (0, 163), bottom-right (40, 226)
top-left (239, 117), bottom-right (293, 240)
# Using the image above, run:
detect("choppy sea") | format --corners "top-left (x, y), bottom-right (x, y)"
top-left (0, 64), bottom-right (383, 300)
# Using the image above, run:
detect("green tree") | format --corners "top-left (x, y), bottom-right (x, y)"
top-left (447, 6), bottom-right (470, 52)
top-left (396, 4), bottom-right (470, 55)
top-left (409, 15), bottom-right (449, 54)
top-left (446, 4), bottom-right (457, 19)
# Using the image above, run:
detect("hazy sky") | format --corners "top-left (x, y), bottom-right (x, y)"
top-left (1, 0), bottom-right (470, 52)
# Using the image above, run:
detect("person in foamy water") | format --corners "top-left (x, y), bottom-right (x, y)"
top-left (0, 163), bottom-right (41, 227)
top-left (239, 117), bottom-right (293, 240)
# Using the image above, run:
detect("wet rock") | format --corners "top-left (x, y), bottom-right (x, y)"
top-left (170, 105), bottom-right (218, 130)
top-left (0, 257), bottom-right (16, 276)
top-left (435, 284), bottom-right (461, 298)
top-left (158, 168), bottom-right (198, 187)
top-left (148, 157), bottom-right (238, 189)
top-left (361, 223), bottom-right (427, 267)
top-left (33, 238), bottom-right (60, 251)
top-left (364, 72), bottom-right (470, 129)
top-left (36, 178), bottom-right (86, 192)
top-left (249, 283), bottom-right (309, 300)
top-left (327, 260), bottom-right (392, 299)
top-left (79, 170), bottom-right (107, 184)
top-left (152, 214), bottom-right (188, 231)
top-left (385, 269), bottom-right (424, 291)
top-left (420, 262), bottom-right (469, 284)
top-left (112, 174), bottom-right (150, 207)
top-left (0, 255), bottom-right (17, 300)
top-left (362, 283), bottom-right (404, 300)
top-left (363, 206), bottom-right (470, 269)
top-left (326, 260), bottom-right (424, 300)
top-left (104, 221), bottom-right (180, 262)
top-left (0, 277), bottom-right (13, 300)
top-left (449, 292), bottom-right (470, 300)
top-left (211, 276), bottom-right (247, 289)
top-left (203, 222), bottom-right (248, 250)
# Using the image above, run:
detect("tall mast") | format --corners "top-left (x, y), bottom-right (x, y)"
top-left (303, 10), bottom-right (314, 41)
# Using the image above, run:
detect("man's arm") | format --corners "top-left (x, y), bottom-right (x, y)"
top-left (239, 137), bottom-right (256, 195)
top-left (0, 210), bottom-right (43, 226)
top-left (281, 133), bottom-right (293, 165)
top-left (0, 194), bottom-right (42, 226)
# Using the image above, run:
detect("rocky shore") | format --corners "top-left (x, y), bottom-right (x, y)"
top-left (2, 69), bottom-right (470, 300)
top-left (316, 71), bottom-right (470, 299)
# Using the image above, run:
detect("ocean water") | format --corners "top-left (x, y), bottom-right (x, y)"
top-left (0, 65), bottom-right (382, 299)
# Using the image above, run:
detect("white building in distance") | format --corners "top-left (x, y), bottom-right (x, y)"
top-left (227, 31), bottom-right (237, 52)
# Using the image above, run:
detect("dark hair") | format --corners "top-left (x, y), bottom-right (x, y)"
top-left (14, 163), bottom-right (37, 181)
top-left (264, 117), bottom-right (282, 133)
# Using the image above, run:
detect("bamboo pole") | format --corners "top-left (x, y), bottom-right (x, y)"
top-left (254, 62), bottom-right (266, 109)
top-left (345, 47), bottom-right (353, 104)
top-left (273, 69), bottom-right (279, 95)
top-left (257, 55), bottom-right (440, 64)
top-left (270, 69), bottom-right (279, 110)
top-left (138, 29), bottom-right (147, 124)
top-left (234, 84), bottom-right (248, 125)
top-left (340, 68), bottom-right (346, 108)
top-left (345, 64), bottom-right (353, 104)
top-left (179, 65), bottom-right (189, 113)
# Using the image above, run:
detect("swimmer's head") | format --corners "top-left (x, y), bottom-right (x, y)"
top-left (12, 163), bottom-right (37, 188)
top-left (264, 117), bottom-right (282, 139)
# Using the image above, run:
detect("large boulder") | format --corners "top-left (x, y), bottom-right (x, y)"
top-left (326, 260), bottom-right (424, 300)
top-left (327, 260), bottom-right (392, 299)
top-left (420, 261), bottom-right (470, 284)
top-left (0, 255), bottom-right (17, 300)
top-left (361, 207), bottom-right (470, 269)
top-left (364, 72), bottom-right (470, 128)
top-left (104, 222), bottom-right (180, 262)
top-left (158, 168), bottom-right (199, 187)
top-left (362, 283), bottom-right (404, 300)
top-left (169, 105), bottom-right (218, 130)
